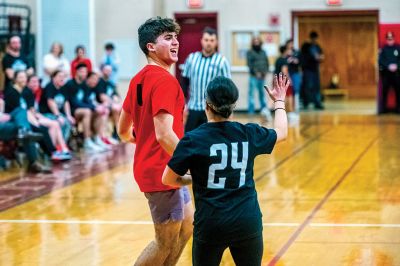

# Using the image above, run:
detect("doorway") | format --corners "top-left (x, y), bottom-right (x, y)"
top-left (293, 10), bottom-right (379, 99)
top-left (174, 13), bottom-right (217, 81)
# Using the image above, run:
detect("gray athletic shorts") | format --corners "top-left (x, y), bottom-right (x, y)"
top-left (144, 186), bottom-right (191, 224)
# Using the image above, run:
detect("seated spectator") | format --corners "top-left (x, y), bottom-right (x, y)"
top-left (99, 64), bottom-right (122, 141)
top-left (27, 74), bottom-right (72, 160)
top-left (64, 64), bottom-right (107, 152)
top-left (2, 35), bottom-right (34, 88)
top-left (86, 71), bottom-right (115, 146)
top-left (27, 75), bottom-right (42, 110)
top-left (42, 42), bottom-right (70, 87)
top-left (6, 71), bottom-right (61, 160)
top-left (39, 70), bottom-right (74, 142)
top-left (70, 45), bottom-right (92, 79)
top-left (1, 90), bottom-right (50, 173)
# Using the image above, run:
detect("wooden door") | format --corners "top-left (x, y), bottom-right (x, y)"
top-left (297, 15), bottom-right (378, 98)
top-left (174, 13), bottom-right (218, 81)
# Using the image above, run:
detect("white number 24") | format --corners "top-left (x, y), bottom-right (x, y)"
top-left (207, 142), bottom-right (248, 189)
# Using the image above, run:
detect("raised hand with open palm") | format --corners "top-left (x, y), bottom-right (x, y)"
top-left (264, 72), bottom-right (290, 102)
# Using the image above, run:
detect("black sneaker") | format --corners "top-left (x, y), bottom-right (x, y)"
top-left (17, 128), bottom-right (43, 142)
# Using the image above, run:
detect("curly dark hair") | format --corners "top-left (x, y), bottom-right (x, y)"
top-left (138, 17), bottom-right (180, 55)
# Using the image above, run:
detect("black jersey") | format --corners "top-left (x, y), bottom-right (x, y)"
top-left (168, 121), bottom-right (277, 244)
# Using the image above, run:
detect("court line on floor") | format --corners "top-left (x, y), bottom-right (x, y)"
top-left (255, 127), bottom-right (331, 182)
top-left (0, 145), bottom-right (132, 212)
top-left (1, 219), bottom-right (399, 228)
top-left (267, 136), bottom-right (379, 266)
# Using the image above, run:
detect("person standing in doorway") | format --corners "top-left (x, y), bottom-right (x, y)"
top-left (118, 17), bottom-right (193, 265)
top-left (181, 27), bottom-right (231, 132)
top-left (246, 36), bottom-right (271, 120)
top-left (379, 31), bottom-right (400, 113)
top-left (301, 31), bottom-right (324, 110)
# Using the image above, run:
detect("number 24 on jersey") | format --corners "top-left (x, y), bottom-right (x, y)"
top-left (208, 142), bottom-right (248, 189)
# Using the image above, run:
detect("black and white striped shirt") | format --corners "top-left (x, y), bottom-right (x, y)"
top-left (182, 51), bottom-right (231, 111)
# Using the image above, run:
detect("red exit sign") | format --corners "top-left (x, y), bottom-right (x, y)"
top-left (187, 0), bottom-right (204, 8)
top-left (326, 0), bottom-right (342, 5)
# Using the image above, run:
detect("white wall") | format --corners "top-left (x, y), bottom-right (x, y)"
top-left (93, 0), bottom-right (156, 95)
top-left (39, 0), bottom-right (91, 72)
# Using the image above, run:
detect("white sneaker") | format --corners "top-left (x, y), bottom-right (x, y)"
top-left (261, 107), bottom-right (273, 121)
top-left (84, 138), bottom-right (105, 153)
top-left (94, 136), bottom-right (112, 151)
top-left (288, 112), bottom-right (300, 124)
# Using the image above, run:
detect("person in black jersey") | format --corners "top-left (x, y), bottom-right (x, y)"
top-left (162, 74), bottom-right (289, 266)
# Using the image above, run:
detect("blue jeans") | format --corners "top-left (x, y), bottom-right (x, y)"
top-left (290, 72), bottom-right (302, 112)
top-left (248, 76), bottom-right (267, 114)
top-left (44, 113), bottom-right (71, 141)
top-left (303, 70), bottom-right (322, 107)
top-left (0, 108), bottom-right (38, 163)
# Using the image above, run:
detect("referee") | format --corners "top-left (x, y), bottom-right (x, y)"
top-left (181, 27), bottom-right (231, 132)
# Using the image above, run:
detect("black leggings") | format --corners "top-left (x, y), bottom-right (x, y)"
top-left (32, 125), bottom-right (56, 155)
top-left (192, 234), bottom-right (263, 266)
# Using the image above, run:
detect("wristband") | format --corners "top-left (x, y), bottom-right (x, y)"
top-left (274, 108), bottom-right (286, 112)
top-left (274, 100), bottom-right (285, 103)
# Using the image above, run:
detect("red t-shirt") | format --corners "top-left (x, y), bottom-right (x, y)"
top-left (71, 57), bottom-right (92, 78)
top-left (122, 65), bottom-right (185, 192)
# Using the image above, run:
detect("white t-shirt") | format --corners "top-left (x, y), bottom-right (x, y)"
top-left (42, 53), bottom-right (70, 86)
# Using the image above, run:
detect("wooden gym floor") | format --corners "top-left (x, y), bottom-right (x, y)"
top-left (0, 100), bottom-right (399, 266)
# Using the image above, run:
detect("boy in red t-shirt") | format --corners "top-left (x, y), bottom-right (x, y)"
top-left (118, 17), bottom-right (193, 265)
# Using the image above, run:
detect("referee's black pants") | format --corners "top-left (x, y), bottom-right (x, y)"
top-left (381, 71), bottom-right (400, 113)
top-left (185, 110), bottom-right (207, 132)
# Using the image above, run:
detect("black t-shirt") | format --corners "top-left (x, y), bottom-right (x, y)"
top-left (4, 86), bottom-right (29, 113)
top-left (22, 88), bottom-right (35, 109)
top-left (288, 49), bottom-right (301, 74)
top-left (2, 53), bottom-right (31, 85)
top-left (98, 78), bottom-right (118, 99)
top-left (39, 82), bottom-right (68, 114)
top-left (168, 121), bottom-right (277, 244)
top-left (301, 42), bottom-right (323, 71)
top-left (86, 84), bottom-right (101, 105)
top-left (379, 44), bottom-right (400, 72)
top-left (63, 79), bottom-right (95, 111)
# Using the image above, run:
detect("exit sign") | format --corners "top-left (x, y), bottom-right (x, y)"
top-left (326, 0), bottom-right (342, 5)
top-left (187, 0), bottom-right (203, 8)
